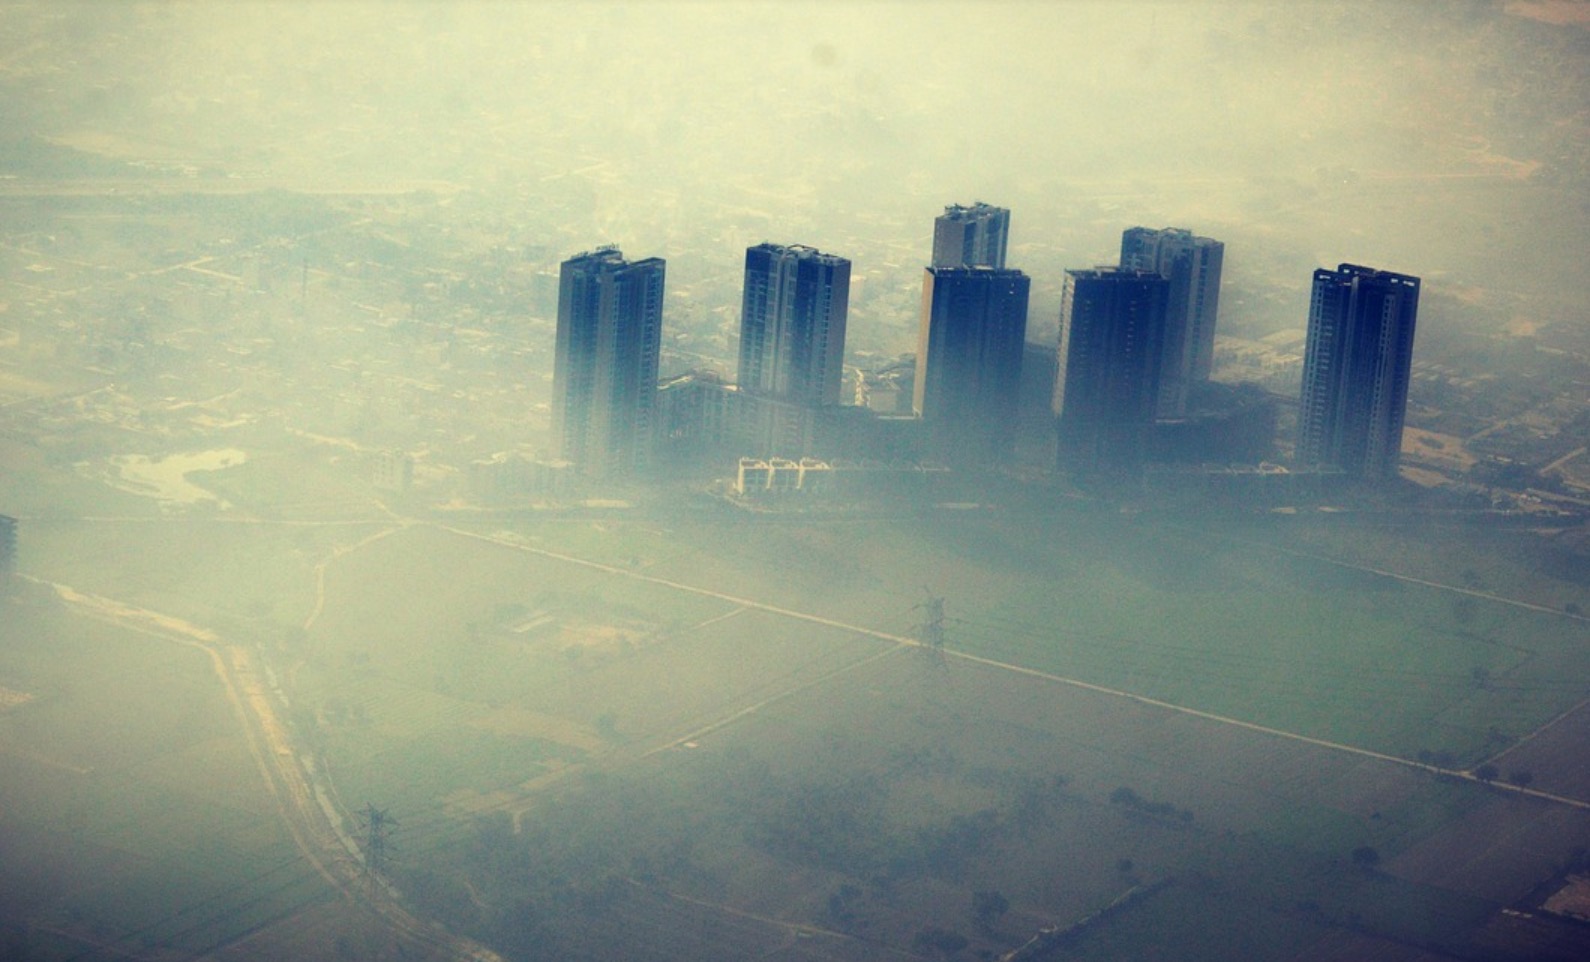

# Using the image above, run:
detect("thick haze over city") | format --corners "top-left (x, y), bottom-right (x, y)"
top-left (11, 0), bottom-right (1589, 338)
top-left (2, 3), bottom-right (1589, 961)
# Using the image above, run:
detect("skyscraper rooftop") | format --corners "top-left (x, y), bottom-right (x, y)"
top-left (932, 202), bottom-right (1010, 270)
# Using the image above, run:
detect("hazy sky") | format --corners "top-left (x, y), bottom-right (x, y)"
top-left (6, 1), bottom-right (1589, 339)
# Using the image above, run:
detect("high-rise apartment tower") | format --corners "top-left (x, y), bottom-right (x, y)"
top-left (552, 247), bottom-right (666, 479)
top-left (1297, 263), bottom-right (1420, 479)
top-left (914, 266), bottom-right (1030, 463)
top-left (1054, 268), bottom-right (1170, 481)
top-left (737, 243), bottom-right (851, 407)
top-left (1119, 227), bottom-right (1224, 418)
top-left (932, 202), bottom-right (1010, 269)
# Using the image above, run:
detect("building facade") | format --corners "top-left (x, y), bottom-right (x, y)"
top-left (913, 266), bottom-right (1031, 463)
top-left (1053, 268), bottom-right (1170, 482)
top-left (1297, 263), bottom-right (1420, 479)
top-left (734, 243), bottom-right (850, 457)
top-left (1119, 227), bottom-right (1224, 418)
top-left (931, 202), bottom-right (1010, 269)
top-left (737, 243), bottom-right (851, 407)
top-left (551, 247), bottom-right (666, 480)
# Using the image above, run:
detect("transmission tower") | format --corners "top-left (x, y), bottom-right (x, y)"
top-left (356, 803), bottom-right (396, 895)
top-left (913, 593), bottom-right (947, 667)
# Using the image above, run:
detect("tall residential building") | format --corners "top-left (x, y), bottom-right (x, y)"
top-left (1054, 268), bottom-right (1170, 481)
top-left (1119, 226), bottom-right (1224, 418)
top-left (733, 243), bottom-right (851, 457)
top-left (931, 202), bottom-right (1010, 269)
top-left (913, 266), bottom-right (1030, 463)
top-left (737, 243), bottom-right (851, 407)
top-left (552, 247), bottom-right (666, 479)
top-left (1297, 263), bottom-right (1420, 479)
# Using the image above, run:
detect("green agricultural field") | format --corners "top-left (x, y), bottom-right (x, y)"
top-left (380, 626), bottom-right (1569, 962)
top-left (292, 523), bottom-right (889, 819)
top-left (7, 476), bottom-right (1589, 961)
top-left (0, 590), bottom-right (335, 959)
top-left (503, 508), bottom-right (1590, 766)
top-left (19, 516), bottom-right (342, 635)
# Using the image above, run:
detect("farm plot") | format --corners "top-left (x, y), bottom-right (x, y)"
top-left (0, 436), bottom-right (166, 521)
top-left (394, 625), bottom-right (1580, 962)
top-left (0, 592), bottom-right (336, 958)
top-left (299, 523), bottom-right (894, 819)
top-left (540, 510), bottom-right (1590, 767)
top-left (1388, 793), bottom-right (1590, 902)
top-left (1267, 515), bottom-right (1590, 616)
top-left (20, 516), bottom-right (342, 634)
top-left (1484, 697), bottom-right (1590, 801)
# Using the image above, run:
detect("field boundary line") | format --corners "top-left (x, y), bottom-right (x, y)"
top-left (437, 524), bottom-right (915, 645)
top-left (437, 526), bottom-right (1590, 813)
top-left (30, 577), bottom-right (345, 890)
top-left (640, 644), bottom-right (907, 759)
top-left (1478, 693), bottom-right (1590, 770)
top-left (29, 575), bottom-right (506, 962)
top-left (942, 648), bottom-right (1590, 811)
top-left (303, 523), bottom-right (408, 630)
top-left (1210, 534), bottom-right (1588, 623)
top-left (626, 878), bottom-right (929, 959)
top-left (687, 606), bottom-right (750, 632)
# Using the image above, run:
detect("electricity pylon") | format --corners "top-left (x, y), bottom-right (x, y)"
top-left (914, 593), bottom-right (947, 667)
top-left (356, 803), bottom-right (395, 895)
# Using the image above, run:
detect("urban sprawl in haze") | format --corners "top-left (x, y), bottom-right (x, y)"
top-left (1, 3), bottom-right (1589, 962)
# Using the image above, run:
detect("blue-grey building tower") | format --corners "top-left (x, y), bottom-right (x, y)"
top-left (1054, 268), bottom-right (1170, 482)
top-left (734, 243), bottom-right (851, 456)
top-left (914, 266), bottom-right (1031, 463)
top-left (552, 247), bottom-right (666, 479)
top-left (1120, 227), bottom-right (1224, 418)
top-left (1297, 264), bottom-right (1420, 479)
top-left (737, 243), bottom-right (851, 408)
top-left (932, 202), bottom-right (1010, 269)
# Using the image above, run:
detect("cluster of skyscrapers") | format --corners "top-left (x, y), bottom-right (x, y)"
top-left (550, 202), bottom-right (1419, 492)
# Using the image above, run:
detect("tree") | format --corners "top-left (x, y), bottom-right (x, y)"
top-left (1475, 763), bottom-right (1499, 782)
top-left (1351, 846), bottom-right (1381, 872)
top-left (913, 927), bottom-right (968, 956)
top-left (1509, 770), bottom-right (1535, 788)
top-left (972, 890), bottom-right (1009, 931)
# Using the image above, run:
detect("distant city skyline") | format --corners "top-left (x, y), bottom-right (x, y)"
top-left (553, 211), bottom-right (1424, 489)
top-left (552, 247), bottom-right (666, 479)
top-left (3, 7), bottom-right (1587, 962)
top-left (1297, 263), bottom-right (1421, 479)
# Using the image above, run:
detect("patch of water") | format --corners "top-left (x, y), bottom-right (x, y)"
top-left (107, 448), bottom-right (247, 508)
